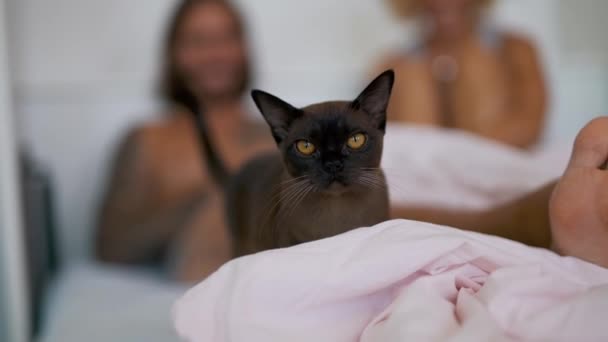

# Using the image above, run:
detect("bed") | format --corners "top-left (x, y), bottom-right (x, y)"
top-left (39, 263), bottom-right (185, 342)
top-left (36, 125), bottom-right (573, 341)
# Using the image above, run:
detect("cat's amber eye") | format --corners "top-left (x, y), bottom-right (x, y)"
top-left (347, 133), bottom-right (367, 150)
top-left (296, 140), bottom-right (316, 155)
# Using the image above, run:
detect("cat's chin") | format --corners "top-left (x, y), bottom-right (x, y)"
top-left (321, 182), bottom-right (351, 196)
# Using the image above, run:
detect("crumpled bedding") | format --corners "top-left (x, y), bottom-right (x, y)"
top-left (173, 220), bottom-right (608, 342)
top-left (382, 125), bottom-right (570, 209)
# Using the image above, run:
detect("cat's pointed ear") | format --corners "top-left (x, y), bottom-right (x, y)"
top-left (252, 90), bottom-right (301, 144)
top-left (352, 70), bottom-right (395, 132)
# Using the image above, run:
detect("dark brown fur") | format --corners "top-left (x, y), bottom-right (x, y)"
top-left (228, 71), bottom-right (395, 256)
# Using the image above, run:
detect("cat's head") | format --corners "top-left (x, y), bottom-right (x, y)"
top-left (252, 70), bottom-right (394, 194)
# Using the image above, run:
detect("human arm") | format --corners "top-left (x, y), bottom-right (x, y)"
top-left (391, 181), bottom-right (555, 248)
top-left (95, 129), bottom-right (211, 264)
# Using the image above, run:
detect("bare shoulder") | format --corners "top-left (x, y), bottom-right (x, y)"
top-left (376, 53), bottom-right (405, 70)
top-left (371, 51), bottom-right (417, 77)
top-left (135, 111), bottom-right (191, 147)
top-left (108, 112), bottom-right (188, 175)
top-left (502, 32), bottom-right (541, 58)
top-left (106, 115), bottom-right (173, 188)
top-left (241, 119), bottom-right (274, 145)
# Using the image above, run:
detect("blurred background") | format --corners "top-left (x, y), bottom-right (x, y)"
top-left (1, 0), bottom-right (607, 341)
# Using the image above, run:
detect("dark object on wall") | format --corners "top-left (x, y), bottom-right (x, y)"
top-left (20, 152), bottom-right (59, 338)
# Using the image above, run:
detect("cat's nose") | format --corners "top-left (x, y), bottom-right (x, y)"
top-left (324, 161), bottom-right (344, 174)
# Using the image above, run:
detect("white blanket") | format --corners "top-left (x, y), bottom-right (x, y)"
top-left (383, 126), bottom-right (570, 209)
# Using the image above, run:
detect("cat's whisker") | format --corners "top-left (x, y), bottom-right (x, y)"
top-left (279, 175), bottom-right (308, 187)
top-left (281, 180), bottom-right (309, 207)
top-left (274, 188), bottom-right (302, 222)
top-left (276, 181), bottom-right (312, 225)
top-left (356, 171), bottom-right (391, 193)
top-left (267, 178), bottom-right (303, 209)
top-left (359, 170), bottom-right (411, 198)
top-left (288, 183), bottom-right (314, 215)
top-left (361, 167), bottom-right (404, 177)
top-left (358, 175), bottom-right (385, 184)
top-left (359, 168), bottom-right (389, 180)
top-left (359, 167), bottom-right (410, 193)
top-left (363, 167), bottom-right (414, 181)
top-left (279, 183), bottom-right (315, 225)
top-left (357, 178), bottom-right (385, 191)
top-left (259, 178), bottom-right (308, 239)
top-left (267, 178), bottom-right (311, 239)
top-left (359, 171), bottom-right (385, 182)
top-left (363, 176), bottom-right (386, 185)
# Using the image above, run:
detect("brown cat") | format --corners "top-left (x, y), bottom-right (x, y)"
top-left (225, 70), bottom-right (395, 256)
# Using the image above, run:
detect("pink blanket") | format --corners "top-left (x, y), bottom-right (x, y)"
top-left (173, 220), bottom-right (608, 341)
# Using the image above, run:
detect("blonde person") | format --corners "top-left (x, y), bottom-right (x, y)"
top-left (376, 0), bottom-right (547, 148)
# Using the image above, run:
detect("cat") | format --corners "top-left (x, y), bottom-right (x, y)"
top-left (226, 70), bottom-right (395, 256)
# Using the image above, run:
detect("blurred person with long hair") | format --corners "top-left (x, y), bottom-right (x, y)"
top-left (96, 0), bottom-right (272, 282)
top-left (377, 0), bottom-right (547, 148)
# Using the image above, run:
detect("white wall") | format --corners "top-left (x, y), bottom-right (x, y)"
top-left (7, 0), bottom-right (608, 261)
top-left (488, 0), bottom-right (607, 141)
top-left (1, 0), bottom-right (29, 340)
top-left (7, 0), bottom-right (174, 261)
